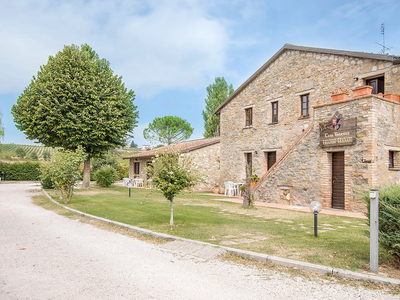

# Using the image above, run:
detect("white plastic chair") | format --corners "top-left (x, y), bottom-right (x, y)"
top-left (136, 178), bottom-right (144, 187)
top-left (224, 181), bottom-right (236, 197)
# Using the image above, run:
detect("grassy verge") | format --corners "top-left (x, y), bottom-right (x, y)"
top-left (43, 185), bottom-right (400, 279)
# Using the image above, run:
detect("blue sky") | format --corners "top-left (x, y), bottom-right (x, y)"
top-left (1, 0), bottom-right (400, 147)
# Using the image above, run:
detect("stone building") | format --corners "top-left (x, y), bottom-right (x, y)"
top-left (214, 44), bottom-right (400, 211)
top-left (123, 137), bottom-right (220, 190)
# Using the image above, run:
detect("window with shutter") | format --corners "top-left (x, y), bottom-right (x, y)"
top-left (245, 107), bottom-right (253, 127)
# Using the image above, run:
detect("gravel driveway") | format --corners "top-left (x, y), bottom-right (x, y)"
top-left (0, 183), bottom-right (397, 299)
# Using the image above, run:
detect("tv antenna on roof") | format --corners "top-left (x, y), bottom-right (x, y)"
top-left (376, 23), bottom-right (391, 54)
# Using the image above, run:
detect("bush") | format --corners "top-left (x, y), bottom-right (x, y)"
top-left (45, 147), bottom-right (87, 204)
top-left (92, 151), bottom-right (119, 172)
top-left (94, 165), bottom-right (118, 187)
top-left (43, 150), bottom-right (51, 161)
top-left (30, 151), bottom-right (38, 160)
top-left (15, 147), bottom-right (26, 158)
top-left (364, 184), bottom-right (400, 263)
top-left (115, 165), bottom-right (128, 180)
top-left (40, 173), bottom-right (55, 189)
top-left (0, 161), bottom-right (41, 180)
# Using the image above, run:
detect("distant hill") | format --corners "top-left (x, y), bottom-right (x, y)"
top-left (0, 143), bottom-right (140, 163)
top-left (0, 144), bottom-right (54, 161)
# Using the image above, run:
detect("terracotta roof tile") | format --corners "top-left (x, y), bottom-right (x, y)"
top-left (123, 137), bottom-right (220, 159)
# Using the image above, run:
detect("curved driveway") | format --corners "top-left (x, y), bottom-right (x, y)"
top-left (0, 183), bottom-right (395, 299)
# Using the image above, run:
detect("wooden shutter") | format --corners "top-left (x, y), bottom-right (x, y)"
top-left (245, 108), bottom-right (253, 127)
top-left (301, 94), bottom-right (309, 116)
top-left (267, 152), bottom-right (276, 170)
top-left (246, 153), bottom-right (252, 175)
top-left (332, 152), bottom-right (345, 209)
top-left (366, 76), bottom-right (384, 94)
top-left (134, 162), bottom-right (140, 175)
top-left (272, 102), bottom-right (278, 123)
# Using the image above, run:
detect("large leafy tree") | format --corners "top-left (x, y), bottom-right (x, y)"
top-left (202, 77), bottom-right (234, 138)
top-left (143, 116), bottom-right (193, 145)
top-left (12, 44), bottom-right (138, 189)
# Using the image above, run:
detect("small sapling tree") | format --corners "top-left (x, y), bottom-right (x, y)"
top-left (145, 150), bottom-right (202, 225)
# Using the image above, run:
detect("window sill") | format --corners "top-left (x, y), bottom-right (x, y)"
top-left (388, 168), bottom-right (400, 171)
top-left (243, 126), bottom-right (253, 129)
top-left (298, 115), bottom-right (310, 120)
top-left (269, 121), bottom-right (278, 125)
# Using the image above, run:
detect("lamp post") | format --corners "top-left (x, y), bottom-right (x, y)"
top-left (128, 182), bottom-right (132, 197)
top-left (309, 201), bottom-right (323, 237)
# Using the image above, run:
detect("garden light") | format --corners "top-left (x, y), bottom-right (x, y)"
top-left (128, 182), bottom-right (132, 197)
top-left (309, 201), bottom-right (322, 237)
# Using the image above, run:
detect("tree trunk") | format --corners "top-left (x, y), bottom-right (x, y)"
top-left (170, 198), bottom-right (174, 225)
top-left (243, 163), bottom-right (251, 208)
top-left (82, 157), bottom-right (91, 190)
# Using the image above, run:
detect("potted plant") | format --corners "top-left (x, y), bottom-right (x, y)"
top-left (239, 184), bottom-right (246, 196)
top-left (384, 93), bottom-right (400, 102)
top-left (331, 88), bottom-right (350, 101)
top-left (249, 174), bottom-right (260, 189)
top-left (213, 185), bottom-right (220, 194)
top-left (352, 85), bottom-right (373, 97)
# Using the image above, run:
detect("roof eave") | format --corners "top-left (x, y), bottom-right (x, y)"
top-left (123, 138), bottom-right (220, 160)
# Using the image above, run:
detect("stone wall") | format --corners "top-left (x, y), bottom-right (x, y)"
top-left (128, 157), bottom-right (151, 179)
top-left (185, 142), bottom-right (220, 190)
top-left (128, 143), bottom-right (220, 191)
top-left (220, 49), bottom-right (400, 185)
top-left (252, 95), bottom-right (400, 212)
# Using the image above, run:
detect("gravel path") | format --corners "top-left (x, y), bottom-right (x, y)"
top-left (0, 183), bottom-right (397, 299)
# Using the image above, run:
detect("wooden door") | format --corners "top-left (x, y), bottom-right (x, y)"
top-left (366, 77), bottom-right (384, 94)
top-left (332, 152), bottom-right (345, 209)
top-left (267, 152), bottom-right (276, 170)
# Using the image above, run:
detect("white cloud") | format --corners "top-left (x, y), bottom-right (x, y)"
top-left (0, 0), bottom-right (231, 96)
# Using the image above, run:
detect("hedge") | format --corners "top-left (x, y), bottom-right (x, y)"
top-left (0, 161), bottom-right (41, 181)
top-left (364, 184), bottom-right (400, 264)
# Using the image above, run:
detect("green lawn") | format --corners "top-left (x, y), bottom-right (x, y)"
top-left (45, 185), bottom-right (398, 277)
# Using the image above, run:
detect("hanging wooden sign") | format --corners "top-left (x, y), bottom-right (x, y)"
top-left (319, 112), bottom-right (357, 147)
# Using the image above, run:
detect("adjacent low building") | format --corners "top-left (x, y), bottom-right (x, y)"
top-left (123, 137), bottom-right (220, 190)
top-left (214, 44), bottom-right (400, 211)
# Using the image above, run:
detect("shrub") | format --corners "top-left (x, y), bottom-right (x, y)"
top-left (364, 184), bottom-right (400, 263)
top-left (30, 151), bottom-right (38, 160)
top-left (115, 165), bottom-right (128, 180)
top-left (45, 147), bottom-right (87, 204)
top-left (0, 161), bottom-right (41, 180)
top-left (40, 172), bottom-right (55, 189)
top-left (92, 151), bottom-right (119, 172)
top-left (15, 147), bottom-right (26, 158)
top-left (43, 150), bottom-right (51, 161)
top-left (95, 165), bottom-right (118, 187)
